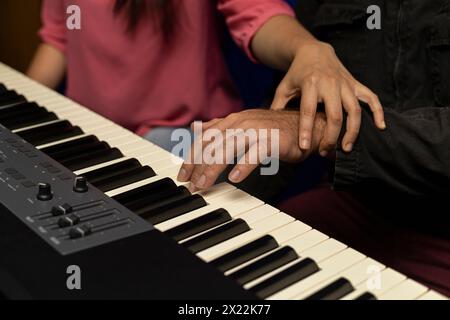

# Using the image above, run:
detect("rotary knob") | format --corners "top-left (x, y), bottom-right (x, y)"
top-left (37, 183), bottom-right (53, 201)
top-left (73, 176), bottom-right (88, 193)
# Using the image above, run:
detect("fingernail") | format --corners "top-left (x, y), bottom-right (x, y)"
top-left (345, 143), bottom-right (353, 152)
top-left (177, 168), bottom-right (188, 181)
top-left (229, 170), bottom-right (241, 182)
top-left (195, 175), bottom-right (207, 188)
top-left (301, 139), bottom-right (310, 149)
top-left (381, 121), bottom-right (387, 129)
top-left (320, 150), bottom-right (328, 158)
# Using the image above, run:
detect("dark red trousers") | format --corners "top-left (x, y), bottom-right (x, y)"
top-left (279, 185), bottom-right (450, 298)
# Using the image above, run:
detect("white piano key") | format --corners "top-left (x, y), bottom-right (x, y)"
top-left (184, 181), bottom-right (237, 203)
top-left (196, 213), bottom-right (295, 261)
top-left (295, 258), bottom-right (385, 300)
top-left (207, 189), bottom-right (264, 208)
top-left (196, 183), bottom-right (236, 200)
top-left (298, 239), bottom-right (348, 265)
top-left (112, 141), bottom-right (159, 155)
top-left (283, 230), bottom-right (329, 255)
top-left (229, 205), bottom-right (279, 226)
top-left (155, 164), bottom-right (182, 178)
top-left (267, 221), bottom-right (312, 245)
top-left (341, 268), bottom-right (407, 300)
top-left (266, 248), bottom-right (365, 300)
top-left (47, 105), bottom-right (93, 118)
top-left (144, 155), bottom-right (183, 172)
top-left (417, 290), bottom-right (448, 300)
top-left (73, 118), bottom-right (119, 133)
top-left (379, 279), bottom-right (428, 300)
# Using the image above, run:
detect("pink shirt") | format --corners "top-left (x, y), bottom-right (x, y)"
top-left (40, 0), bottom-right (294, 135)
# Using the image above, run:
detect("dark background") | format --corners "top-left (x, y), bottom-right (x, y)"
top-left (0, 0), bottom-right (42, 72)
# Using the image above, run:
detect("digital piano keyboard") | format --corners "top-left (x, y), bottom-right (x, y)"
top-left (0, 62), bottom-right (446, 300)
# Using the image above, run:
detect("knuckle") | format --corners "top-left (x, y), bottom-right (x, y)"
top-left (190, 170), bottom-right (202, 182)
top-left (202, 168), bottom-right (217, 180)
top-left (371, 94), bottom-right (380, 104)
top-left (240, 119), bottom-right (254, 129)
top-left (329, 114), bottom-right (343, 126)
top-left (227, 112), bottom-right (239, 121)
top-left (305, 73), bottom-right (321, 86)
top-left (351, 105), bottom-right (362, 115)
top-left (301, 108), bottom-right (315, 118)
top-left (327, 76), bottom-right (339, 86)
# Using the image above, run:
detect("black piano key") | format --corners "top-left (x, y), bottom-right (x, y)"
top-left (93, 165), bottom-right (156, 192)
top-left (165, 208), bottom-right (232, 242)
top-left (1, 109), bottom-right (58, 130)
top-left (48, 141), bottom-right (110, 162)
top-left (0, 90), bottom-right (27, 107)
top-left (0, 84), bottom-right (6, 94)
top-left (304, 278), bottom-right (354, 300)
top-left (354, 292), bottom-right (377, 300)
top-left (127, 186), bottom-right (191, 213)
top-left (41, 135), bottom-right (99, 155)
top-left (182, 219), bottom-right (250, 254)
top-left (16, 121), bottom-right (83, 146)
top-left (112, 177), bottom-right (177, 205)
top-left (83, 158), bottom-right (142, 183)
top-left (228, 246), bottom-right (299, 285)
top-left (210, 235), bottom-right (279, 273)
top-left (249, 258), bottom-right (320, 299)
top-left (142, 194), bottom-right (207, 225)
top-left (59, 147), bottom-right (123, 171)
top-left (0, 102), bottom-right (41, 119)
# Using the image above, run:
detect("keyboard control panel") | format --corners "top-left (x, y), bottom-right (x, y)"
top-left (0, 125), bottom-right (153, 255)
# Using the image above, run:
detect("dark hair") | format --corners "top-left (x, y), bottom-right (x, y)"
top-left (114, 0), bottom-right (178, 40)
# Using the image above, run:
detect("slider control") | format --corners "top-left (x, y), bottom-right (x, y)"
top-left (58, 214), bottom-right (81, 228)
top-left (69, 224), bottom-right (92, 239)
top-left (51, 203), bottom-right (73, 217)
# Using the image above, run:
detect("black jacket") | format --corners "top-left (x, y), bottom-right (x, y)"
top-left (289, 0), bottom-right (450, 236)
top-left (296, 0), bottom-right (450, 198)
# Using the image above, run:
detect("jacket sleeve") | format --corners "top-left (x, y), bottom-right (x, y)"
top-left (333, 106), bottom-right (450, 197)
top-left (38, 0), bottom-right (67, 53)
top-left (217, 0), bottom-right (295, 62)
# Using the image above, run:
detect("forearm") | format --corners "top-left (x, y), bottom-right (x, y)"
top-left (251, 15), bottom-right (317, 70)
top-left (27, 43), bottom-right (66, 89)
top-left (334, 107), bottom-right (450, 197)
